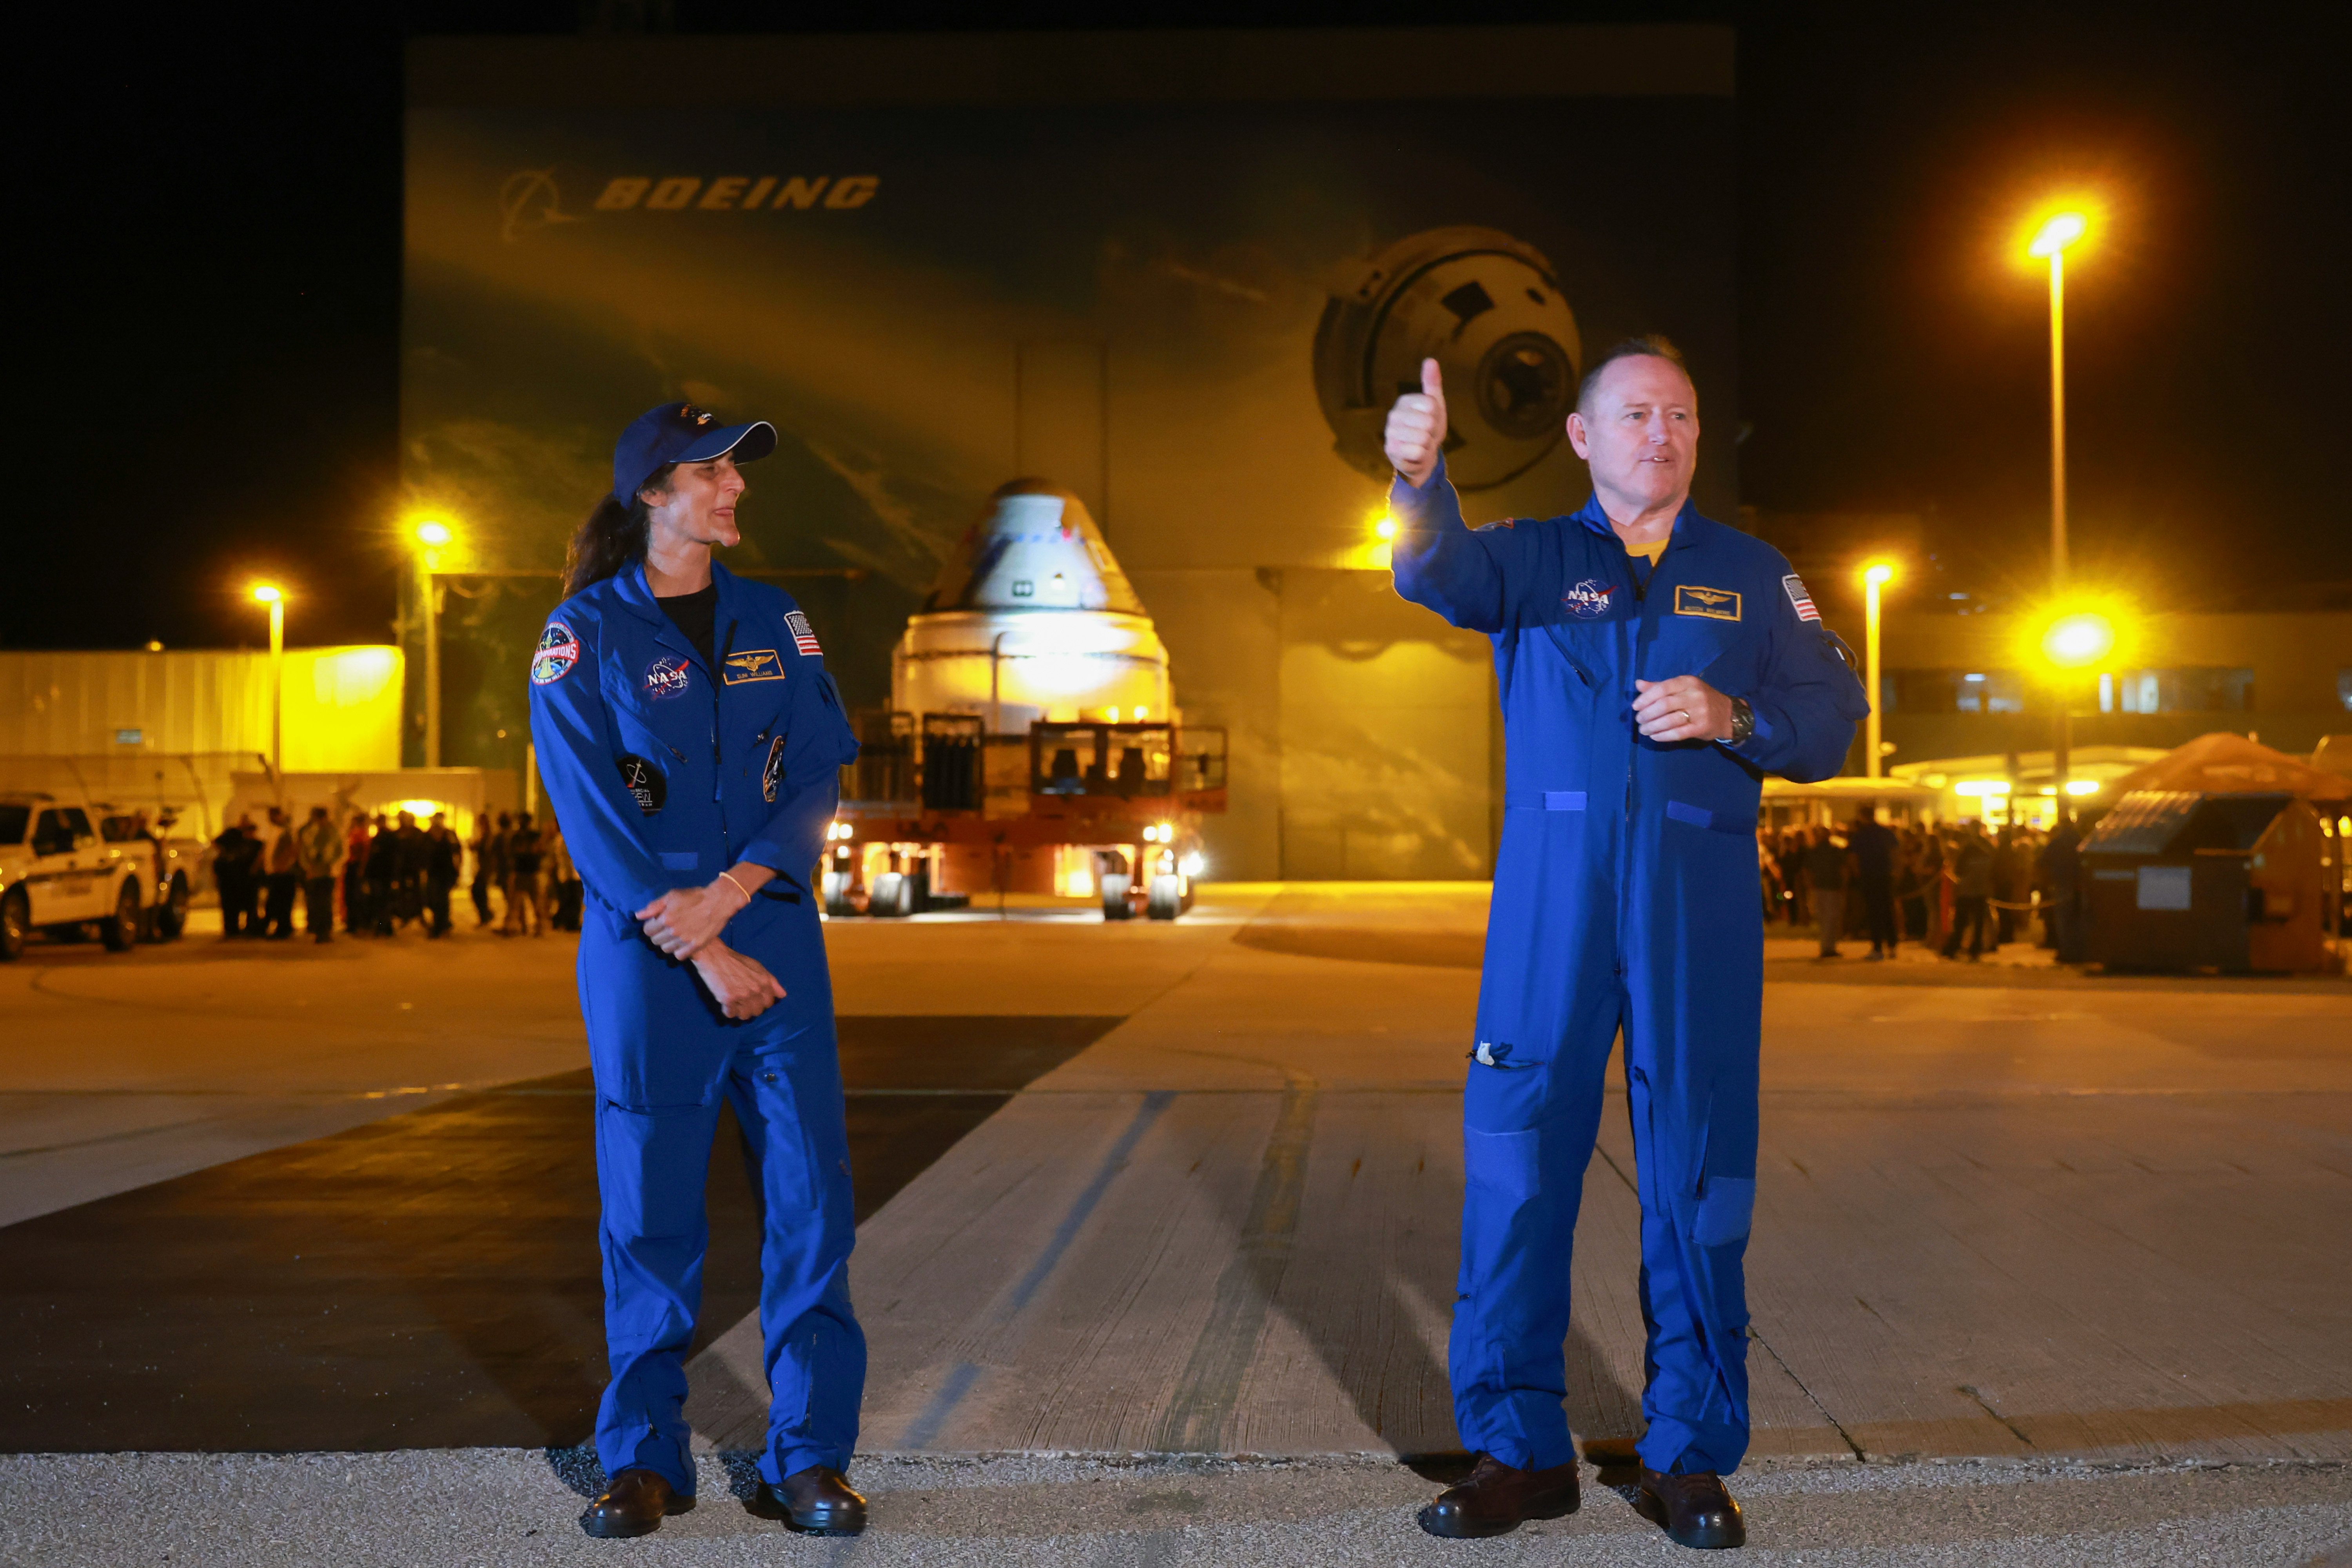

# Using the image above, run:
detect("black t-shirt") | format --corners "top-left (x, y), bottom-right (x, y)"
top-left (657, 582), bottom-right (719, 673)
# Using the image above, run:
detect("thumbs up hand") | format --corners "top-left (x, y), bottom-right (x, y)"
top-left (1383, 358), bottom-right (1448, 489)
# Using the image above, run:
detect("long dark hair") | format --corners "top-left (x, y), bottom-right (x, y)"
top-left (562, 464), bottom-right (673, 595)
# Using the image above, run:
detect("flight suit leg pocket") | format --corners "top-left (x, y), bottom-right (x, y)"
top-left (1690, 1176), bottom-right (1755, 1248)
top-left (1464, 1126), bottom-right (1542, 1203)
top-left (733, 1056), bottom-right (821, 1214)
top-left (595, 1100), bottom-right (719, 1243)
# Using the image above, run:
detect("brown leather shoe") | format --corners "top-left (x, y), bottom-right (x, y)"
top-left (749, 1465), bottom-right (867, 1535)
top-left (1636, 1465), bottom-right (1746, 1549)
top-left (578, 1467), bottom-right (695, 1539)
top-left (1416, 1453), bottom-right (1581, 1539)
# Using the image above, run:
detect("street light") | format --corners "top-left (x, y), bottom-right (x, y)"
top-left (2040, 610), bottom-right (2116, 669)
top-left (250, 583), bottom-right (286, 775)
top-left (410, 518), bottom-right (455, 767)
top-left (1860, 561), bottom-right (1896, 779)
top-left (2026, 204), bottom-right (2091, 812)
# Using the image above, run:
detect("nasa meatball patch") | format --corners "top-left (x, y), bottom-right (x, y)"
top-left (643, 652), bottom-right (693, 700)
top-left (1562, 579), bottom-right (1616, 619)
top-left (530, 621), bottom-right (579, 686)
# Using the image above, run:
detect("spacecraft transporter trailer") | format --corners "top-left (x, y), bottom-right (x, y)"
top-left (822, 714), bottom-right (1226, 921)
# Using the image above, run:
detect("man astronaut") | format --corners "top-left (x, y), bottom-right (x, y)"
top-left (1385, 338), bottom-right (1866, 1550)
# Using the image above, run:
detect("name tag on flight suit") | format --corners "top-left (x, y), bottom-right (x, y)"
top-left (1673, 584), bottom-right (1741, 621)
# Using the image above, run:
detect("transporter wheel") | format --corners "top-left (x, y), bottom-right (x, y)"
top-left (0, 892), bottom-right (26, 962)
top-left (1100, 873), bottom-right (1134, 922)
top-left (869, 872), bottom-right (911, 918)
top-left (149, 875), bottom-right (189, 942)
top-left (1146, 874), bottom-right (1183, 922)
top-left (101, 881), bottom-right (140, 951)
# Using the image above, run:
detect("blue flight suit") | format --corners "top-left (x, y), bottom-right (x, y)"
top-left (1390, 458), bottom-right (1866, 1477)
top-left (527, 560), bottom-right (863, 1495)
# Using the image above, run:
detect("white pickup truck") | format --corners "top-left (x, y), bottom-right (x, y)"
top-left (0, 790), bottom-right (190, 960)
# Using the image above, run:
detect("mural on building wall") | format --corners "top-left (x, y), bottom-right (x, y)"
top-left (403, 63), bottom-right (1736, 876)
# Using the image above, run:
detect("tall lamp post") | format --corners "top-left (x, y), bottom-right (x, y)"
top-left (413, 520), bottom-right (454, 768)
top-left (2028, 209), bottom-right (2089, 810)
top-left (249, 584), bottom-right (286, 776)
top-left (1860, 561), bottom-right (1895, 779)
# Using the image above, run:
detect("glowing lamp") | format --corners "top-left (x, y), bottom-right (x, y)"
top-left (2040, 611), bottom-right (2116, 669)
top-left (414, 519), bottom-right (454, 547)
top-left (2065, 779), bottom-right (2101, 797)
top-left (1374, 515), bottom-right (1397, 541)
top-left (2028, 212), bottom-right (2088, 258)
top-left (1954, 779), bottom-right (2012, 797)
top-left (249, 583), bottom-right (283, 604)
top-left (1862, 561), bottom-right (1895, 588)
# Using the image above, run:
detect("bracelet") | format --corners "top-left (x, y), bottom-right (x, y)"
top-left (718, 870), bottom-right (753, 906)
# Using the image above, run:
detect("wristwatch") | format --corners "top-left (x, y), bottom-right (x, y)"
top-left (1726, 697), bottom-right (1755, 747)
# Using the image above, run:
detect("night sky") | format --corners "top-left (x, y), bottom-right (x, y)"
top-left (15, 2), bottom-right (2345, 652)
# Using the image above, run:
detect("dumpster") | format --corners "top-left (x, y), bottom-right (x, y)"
top-left (2081, 791), bottom-right (2328, 973)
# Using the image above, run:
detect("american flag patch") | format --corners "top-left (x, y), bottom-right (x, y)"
top-left (785, 610), bottom-right (822, 657)
top-left (1783, 573), bottom-right (1820, 623)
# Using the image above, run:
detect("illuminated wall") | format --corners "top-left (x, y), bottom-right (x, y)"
top-left (0, 648), bottom-right (403, 771)
top-left (402, 27), bottom-right (1739, 877)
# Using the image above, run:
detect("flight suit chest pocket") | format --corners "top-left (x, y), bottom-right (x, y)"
top-left (610, 691), bottom-right (688, 768)
top-left (1649, 610), bottom-right (1748, 686)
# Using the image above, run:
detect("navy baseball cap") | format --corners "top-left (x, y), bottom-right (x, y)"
top-left (612, 401), bottom-right (778, 505)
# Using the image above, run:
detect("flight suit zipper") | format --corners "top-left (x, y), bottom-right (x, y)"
top-left (713, 621), bottom-right (736, 848)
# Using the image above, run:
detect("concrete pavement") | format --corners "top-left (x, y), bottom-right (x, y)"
top-left (2, 882), bottom-right (2347, 1563)
top-left (4, 1449), bottom-right (2347, 1566)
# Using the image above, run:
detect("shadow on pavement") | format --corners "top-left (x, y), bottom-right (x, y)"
top-left (0, 1016), bottom-right (1120, 1454)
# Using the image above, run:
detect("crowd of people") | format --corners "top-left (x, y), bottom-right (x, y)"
top-left (1759, 811), bottom-right (2084, 962)
top-left (207, 807), bottom-right (583, 943)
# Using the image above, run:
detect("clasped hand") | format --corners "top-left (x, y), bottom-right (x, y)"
top-left (1632, 675), bottom-right (1734, 743)
top-left (690, 940), bottom-right (787, 1020)
top-left (637, 877), bottom-right (751, 958)
top-left (637, 873), bottom-right (786, 1021)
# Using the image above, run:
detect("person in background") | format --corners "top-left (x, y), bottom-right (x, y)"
top-left (423, 813), bottom-right (463, 938)
top-left (1780, 826), bottom-right (1811, 927)
top-left (1943, 823), bottom-right (1994, 961)
top-left (1918, 829), bottom-right (1949, 953)
top-left (211, 817), bottom-right (259, 938)
top-left (1895, 828), bottom-right (1927, 944)
top-left (2040, 814), bottom-right (2085, 963)
top-left (468, 813), bottom-right (497, 927)
top-left (294, 805), bottom-right (345, 944)
top-left (1847, 807), bottom-right (1899, 961)
top-left (546, 821), bottom-right (584, 932)
top-left (503, 810), bottom-right (546, 937)
top-left (1756, 829), bottom-right (1785, 923)
top-left (343, 811), bottom-right (373, 935)
top-left (260, 806), bottom-right (301, 940)
top-left (1991, 825), bottom-right (2025, 946)
top-left (363, 813), bottom-right (399, 936)
top-left (390, 810), bottom-right (428, 930)
top-left (1802, 825), bottom-right (1849, 960)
